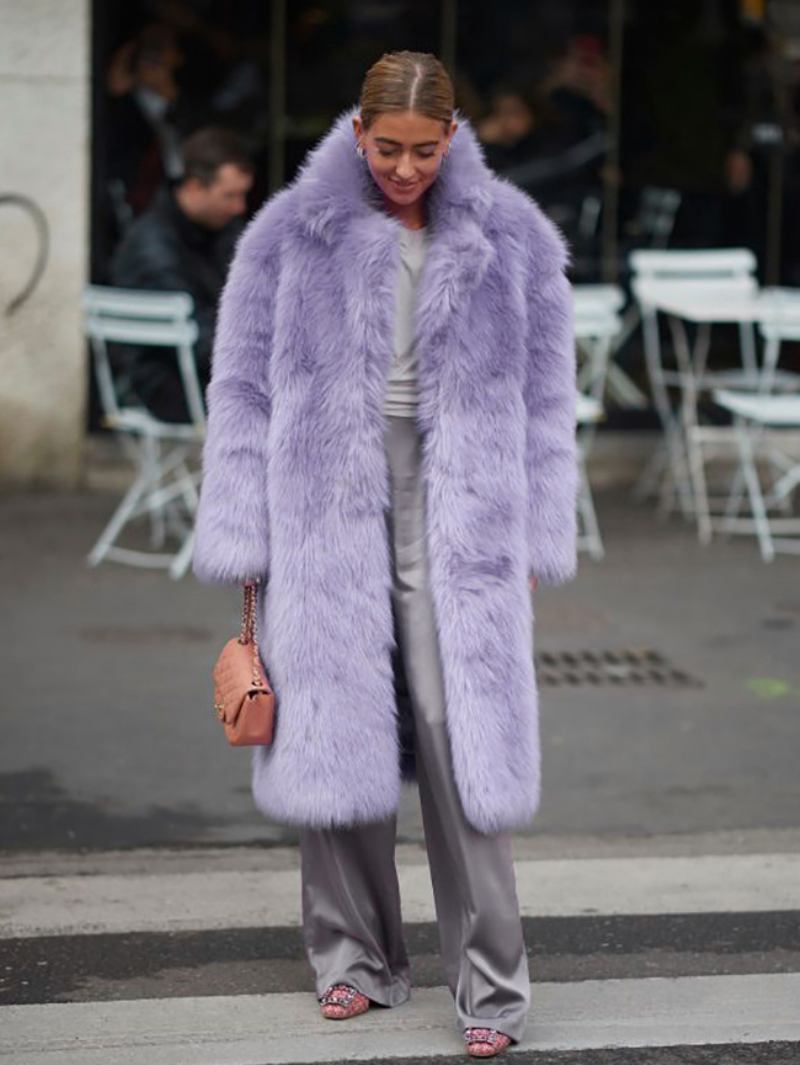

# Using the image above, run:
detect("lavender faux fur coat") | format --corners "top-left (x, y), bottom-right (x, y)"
top-left (193, 105), bottom-right (578, 834)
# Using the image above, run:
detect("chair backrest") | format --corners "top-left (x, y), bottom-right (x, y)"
top-left (757, 287), bottom-right (800, 341)
top-left (573, 307), bottom-right (624, 342)
top-left (573, 285), bottom-right (625, 344)
top-left (635, 187), bottom-right (682, 248)
top-left (630, 248), bottom-right (757, 278)
top-left (83, 285), bottom-right (204, 429)
top-left (573, 284), bottom-right (626, 317)
top-left (577, 194), bottom-right (603, 239)
top-left (629, 248), bottom-right (759, 311)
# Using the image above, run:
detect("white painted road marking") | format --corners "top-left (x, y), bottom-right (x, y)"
top-left (2, 853), bottom-right (799, 938)
top-left (1, 973), bottom-right (798, 1064)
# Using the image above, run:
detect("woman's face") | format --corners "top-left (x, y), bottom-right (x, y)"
top-left (353, 110), bottom-right (457, 208)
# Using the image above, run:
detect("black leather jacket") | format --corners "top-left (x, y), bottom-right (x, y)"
top-left (110, 185), bottom-right (242, 419)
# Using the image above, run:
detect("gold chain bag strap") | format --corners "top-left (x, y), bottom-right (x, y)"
top-left (212, 580), bottom-right (275, 745)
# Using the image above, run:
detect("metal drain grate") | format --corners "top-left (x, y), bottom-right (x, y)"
top-left (534, 648), bottom-right (702, 688)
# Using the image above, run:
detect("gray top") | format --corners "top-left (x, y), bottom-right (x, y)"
top-left (384, 225), bottom-right (428, 418)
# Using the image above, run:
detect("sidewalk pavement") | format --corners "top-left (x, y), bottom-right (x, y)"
top-left (1, 481), bottom-right (799, 853)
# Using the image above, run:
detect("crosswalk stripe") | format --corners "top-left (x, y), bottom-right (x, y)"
top-left (1, 973), bottom-right (798, 1064)
top-left (2, 853), bottom-right (798, 938)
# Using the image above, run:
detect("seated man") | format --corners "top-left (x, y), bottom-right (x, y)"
top-left (110, 127), bottom-right (254, 422)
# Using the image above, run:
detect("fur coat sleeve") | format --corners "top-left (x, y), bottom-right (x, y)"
top-left (523, 232), bottom-right (578, 586)
top-left (191, 197), bottom-right (283, 585)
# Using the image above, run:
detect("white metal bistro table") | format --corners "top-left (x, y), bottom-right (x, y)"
top-left (651, 289), bottom-right (800, 390)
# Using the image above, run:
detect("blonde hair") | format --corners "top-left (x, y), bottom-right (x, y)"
top-left (358, 50), bottom-right (454, 130)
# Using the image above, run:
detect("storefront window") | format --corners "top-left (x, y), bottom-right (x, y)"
top-left (91, 1), bottom-right (800, 286)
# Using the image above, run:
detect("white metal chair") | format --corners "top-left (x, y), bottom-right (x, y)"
top-left (712, 388), bottom-right (800, 560)
top-left (756, 289), bottom-right (800, 394)
top-left (575, 393), bottom-right (606, 560)
top-left (627, 187), bottom-right (682, 250)
top-left (685, 292), bottom-right (800, 543)
top-left (573, 283), bottom-right (647, 410)
top-left (573, 285), bottom-right (626, 404)
top-left (570, 188), bottom-right (682, 413)
top-left (572, 286), bottom-right (624, 559)
top-left (83, 285), bottom-right (206, 579)
top-left (630, 249), bottom-right (765, 520)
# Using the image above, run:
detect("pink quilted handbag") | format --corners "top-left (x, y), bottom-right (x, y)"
top-left (212, 581), bottom-right (275, 746)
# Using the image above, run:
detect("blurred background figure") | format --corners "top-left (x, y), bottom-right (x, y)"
top-left (621, 2), bottom-right (745, 250)
top-left (105, 22), bottom-right (201, 222)
top-left (110, 127), bottom-right (254, 423)
top-left (725, 20), bottom-right (800, 284)
top-left (100, 4), bottom-right (267, 258)
top-left (476, 35), bottom-right (610, 247)
top-left (544, 33), bottom-right (611, 143)
top-left (477, 85), bottom-right (541, 174)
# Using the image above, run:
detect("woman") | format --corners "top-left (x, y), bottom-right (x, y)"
top-left (193, 51), bottom-right (577, 1059)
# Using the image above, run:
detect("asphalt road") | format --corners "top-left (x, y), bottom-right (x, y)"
top-left (1, 486), bottom-right (799, 851)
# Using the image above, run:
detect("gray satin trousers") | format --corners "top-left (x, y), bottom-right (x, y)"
top-left (298, 414), bottom-right (531, 1042)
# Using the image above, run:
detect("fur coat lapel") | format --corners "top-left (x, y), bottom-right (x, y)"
top-left (193, 105), bottom-right (578, 834)
top-left (290, 106), bottom-right (498, 435)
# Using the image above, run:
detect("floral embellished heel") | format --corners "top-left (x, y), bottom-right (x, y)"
top-left (464, 1027), bottom-right (512, 1058)
top-left (319, 982), bottom-right (370, 1020)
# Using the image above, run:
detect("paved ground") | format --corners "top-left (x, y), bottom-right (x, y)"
top-left (1, 481), bottom-right (799, 1063)
top-left (1, 483), bottom-right (799, 851)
